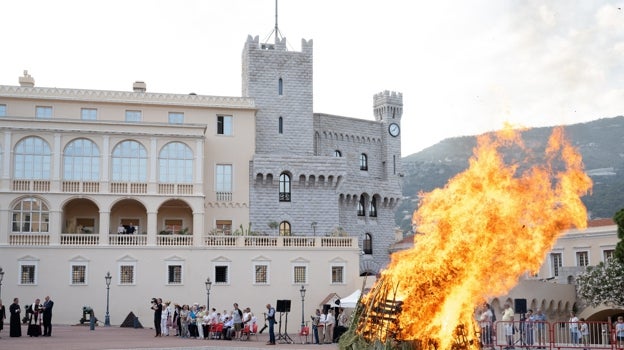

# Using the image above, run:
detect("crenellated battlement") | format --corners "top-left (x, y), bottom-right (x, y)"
top-left (373, 90), bottom-right (403, 107)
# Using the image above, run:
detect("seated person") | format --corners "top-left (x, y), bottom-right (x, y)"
top-left (222, 316), bottom-right (234, 340)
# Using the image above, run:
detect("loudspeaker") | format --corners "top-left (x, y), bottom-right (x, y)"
top-left (514, 298), bottom-right (527, 314)
top-left (276, 299), bottom-right (291, 313)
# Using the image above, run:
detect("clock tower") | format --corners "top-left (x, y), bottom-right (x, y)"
top-left (374, 90), bottom-right (403, 181)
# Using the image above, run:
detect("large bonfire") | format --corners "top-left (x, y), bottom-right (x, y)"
top-left (341, 126), bottom-right (593, 350)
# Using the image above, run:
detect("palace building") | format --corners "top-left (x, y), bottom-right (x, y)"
top-left (0, 33), bottom-right (403, 326)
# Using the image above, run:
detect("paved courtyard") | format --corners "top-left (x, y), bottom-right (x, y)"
top-left (0, 324), bottom-right (340, 350)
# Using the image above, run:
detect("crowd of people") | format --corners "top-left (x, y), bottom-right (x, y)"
top-left (0, 296), bottom-right (54, 338)
top-left (149, 298), bottom-right (260, 341)
top-left (147, 297), bottom-right (350, 345)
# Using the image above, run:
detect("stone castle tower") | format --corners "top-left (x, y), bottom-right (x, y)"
top-left (243, 34), bottom-right (403, 275)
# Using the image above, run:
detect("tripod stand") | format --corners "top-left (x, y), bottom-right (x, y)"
top-left (276, 311), bottom-right (293, 344)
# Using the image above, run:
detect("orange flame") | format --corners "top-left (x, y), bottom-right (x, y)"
top-left (359, 126), bottom-right (592, 349)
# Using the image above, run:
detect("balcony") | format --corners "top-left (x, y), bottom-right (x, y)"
top-left (7, 233), bottom-right (358, 249)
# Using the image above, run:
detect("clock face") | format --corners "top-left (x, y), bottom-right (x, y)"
top-left (388, 123), bottom-right (400, 137)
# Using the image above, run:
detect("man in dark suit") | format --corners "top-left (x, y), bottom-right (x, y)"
top-left (42, 296), bottom-right (54, 336)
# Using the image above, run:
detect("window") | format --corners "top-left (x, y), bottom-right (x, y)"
top-left (36, 106), bottom-right (52, 119)
top-left (168, 112), bottom-right (184, 124)
top-left (217, 115), bottom-right (232, 135)
top-left (119, 264), bottom-right (135, 284)
top-left (357, 196), bottom-right (365, 216)
top-left (279, 221), bottom-right (291, 236)
top-left (369, 197), bottom-right (377, 217)
top-left (334, 150), bottom-right (342, 157)
top-left (71, 265), bottom-right (87, 285)
top-left (20, 264), bottom-right (37, 285)
top-left (293, 265), bottom-right (307, 284)
top-left (63, 138), bottom-right (100, 181)
top-left (278, 78), bottom-right (283, 95)
top-left (14, 136), bottom-right (51, 179)
top-left (576, 251), bottom-right (589, 267)
top-left (215, 265), bottom-right (229, 284)
top-left (81, 108), bottom-right (97, 120)
top-left (360, 153), bottom-right (368, 171)
top-left (164, 219), bottom-right (183, 234)
top-left (111, 140), bottom-right (147, 182)
top-left (254, 264), bottom-right (269, 284)
top-left (125, 110), bottom-right (142, 122)
top-left (604, 249), bottom-right (615, 263)
top-left (159, 142), bottom-right (193, 183)
top-left (167, 265), bottom-right (183, 284)
top-left (363, 233), bottom-right (373, 255)
top-left (279, 173), bottom-right (291, 202)
top-left (0, 104), bottom-right (6, 116)
top-left (279, 116), bottom-right (283, 134)
top-left (216, 164), bottom-right (233, 192)
top-left (551, 253), bottom-right (562, 277)
top-left (12, 197), bottom-right (49, 233)
top-left (331, 266), bottom-right (345, 284)
top-left (216, 220), bottom-right (232, 235)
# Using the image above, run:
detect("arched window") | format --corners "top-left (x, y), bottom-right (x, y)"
top-left (363, 233), bottom-right (373, 254)
top-left (63, 138), bottom-right (100, 181)
top-left (14, 137), bottom-right (51, 179)
top-left (279, 116), bottom-right (283, 134)
top-left (12, 197), bottom-right (49, 233)
top-left (279, 173), bottom-right (291, 202)
top-left (334, 150), bottom-right (342, 157)
top-left (279, 221), bottom-right (291, 236)
top-left (278, 78), bottom-right (283, 95)
top-left (369, 196), bottom-right (377, 217)
top-left (359, 153), bottom-right (368, 171)
top-left (111, 140), bottom-right (147, 182)
top-left (159, 142), bottom-right (193, 183)
top-left (357, 196), bottom-right (365, 216)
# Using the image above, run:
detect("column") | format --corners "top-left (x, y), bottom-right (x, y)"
top-left (147, 211), bottom-right (157, 245)
top-left (49, 209), bottom-right (62, 245)
top-left (101, 135), bottom-right (110, 192)
top-left (99, 211), bottom-right (110, 245)
top-left (193, 211), bottom-right (204, 246)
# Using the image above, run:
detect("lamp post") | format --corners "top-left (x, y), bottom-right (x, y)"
top-left (0, 267), bottom-right (4, 299)
top-left (205, 277), bottom-right (212, 310)
top-left (104, 271), bottom-right (112, 327)
top-left (299, 285), bottom-right (306, 330)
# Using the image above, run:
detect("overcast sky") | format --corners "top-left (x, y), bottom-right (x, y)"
top-left (2, 0), bottom-right (624, 155)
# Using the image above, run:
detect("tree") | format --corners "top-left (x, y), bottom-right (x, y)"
top-left (613, 208), bottom-right (624, 262)
top-left (576, 208), bottom-right (624, 307)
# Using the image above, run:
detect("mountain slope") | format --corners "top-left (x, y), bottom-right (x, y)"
top-left (398, 116), bottom-right (624, 232)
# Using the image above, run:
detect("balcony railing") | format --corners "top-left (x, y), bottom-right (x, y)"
top-left (60, 233), bottom-right (99, 245)
top-left (7, 233), bottom-right (357, 248)
top-left (108, 234), bottom-right (148, 245)
top-left (9, 233), bottom-right (50, 245)
top-left (157, 235), bottom-right (193, 246)
top-left (12, 180), bottom-right (51, 192)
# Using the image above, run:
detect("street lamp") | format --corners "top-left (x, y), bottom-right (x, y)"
top-left (104, 271), bottom-right (112, 327)
top-left (0, 267), bottom-right (4, 299)
top-left (205, 277), bottom-right (212, 310)
top-left (299, 285), bottom-right (306, 331)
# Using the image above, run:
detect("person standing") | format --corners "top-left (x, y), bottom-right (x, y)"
top-left (0, 299), bottom-right (6, 338)
top-left (311, 309), bottom-right (321, 344)
top-left (26, 298), bottom-right (42, 337)
top-left (534, 309), bottom-right (547, 348)
top-left (42, 295), bottom-right (54, 336)
top-left (151, 298), bottom-right (163, 337)
top-left (9, 298), bottom-right (21, 337)
top-left (615, 316), bottom-right (624, 348)
top-left (266, 303), bottom-right (276, 345)
top-left (569, 311), bottom-right (580, 345)
top-left (231, 303), bottom-right (243, 340)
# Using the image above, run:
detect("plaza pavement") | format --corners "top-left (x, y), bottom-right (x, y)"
top-left (0, 324), bottom-right (340, 350)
